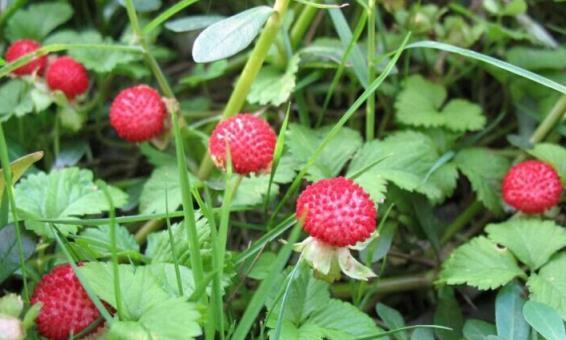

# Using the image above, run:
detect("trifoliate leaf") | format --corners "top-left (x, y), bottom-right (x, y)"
top-left (71, 224), bottom-right (140, 260)
top-left (139, 164), bottom-right (200, 214)
top-left (14, 167), bottom-right (128, 237)
top-left (6, 2), bottom-right (73, 41)
top-left (347, 131), bottom-right (458, 203)
top-left (527, 253), bottom-right (566, 320)
top-left (486, 219), bottom-right (566, 270)
top-left (145, 218), bottom-right (211, 266)
top-left (527, 143), bottom-right (566, 184)
top-left (507, 47), bottom-right (566, 70)
top-left (395, 75), bottom-right (485, 132)
top-left (233, 175), bottom-right (279, 207)
top-left (45, 31), bottom-right (140, 73)
top-left (440, 236), bottom-right (525, 290)
top-left (287, 124), bottom-right (362, 182)
top-left (248, 54), bottom-right (301, 106)
top-left (454, 147), bottom-right (510, 212)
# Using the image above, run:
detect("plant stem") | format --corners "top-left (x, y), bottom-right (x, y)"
top-left (124, 0), bottom-right (204, 290)
top-left (290, 5), bottom-right (317, 48)
top-left (440, 201), bottom-right (483, 244)
top-left (197, 0), bottom-right (291, 180)
top-left (529, 94), bottom-right (566, 144)
top-left (366, 0), bottom-right (376, 140)
top-left (0, 123), bottom-right (29, 301)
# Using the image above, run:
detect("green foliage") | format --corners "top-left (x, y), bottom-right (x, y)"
top-left (287, 124), bottom-right (362, 182)
top-left (507, 47), bottom-right (566, 71)
top-left (192, 6), bottom-right (274, 63)
top-left (495, 283), bottom-right (529, 340)
top-left (527, 143), bottom-right (566, 183)
top-left (14, 167), bottom-right (128, 237)
top-left (395, 75), bottom-right (486, 132)
top-left (463, 319), bottom-right (497, 339)
top-left (118, 0), bottom-right (162, 12)
top-left (266, 267), bottom-right (384, 339)
top-left (454, 148), bottom-right (510, 212)
top-left (486, 219), bottom-right (566, 270)
top-left (5, 2), bottom-right (73, 41)
top-left (165, 15), bottom-right (224, 32)
top-left (347, 131), bottom-right (458, 202)
top-left (376, 303), bottom-right (408, 340)
top-left (0, 80), bottom-right (35, 120)
top-left (71, 224), bottom-right (140, 260)
top-left (440, 236), bottom-right (524, 290)
top-left (248, 54), bottom-right (301, 106)
top-left (527, 253), bottom-right (566, 320)
top-left (233, 175), bottom-right (279, 207)
top-left (0, 224), bottom-right (35, 285)
top-left (522, 301), bottom-right (566, 340)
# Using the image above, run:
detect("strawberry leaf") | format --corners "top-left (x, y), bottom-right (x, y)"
top-left (440, 236), bottom-right (525, 290)
top-left (248, 54), bottom-right (301, 106)
top-left (527, 253), bottom-right (566, 320)
top-left (5, 2), bottom-right (73, 41)
top-left (527, 143), bottom-right (566, 184)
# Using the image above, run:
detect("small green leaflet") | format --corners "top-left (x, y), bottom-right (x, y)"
top-left (14, 167), bottom-right (128, 237)
top-left (527, 253), bottom-right (566, 320)
top-left (192, 6), bottom-right (274, 63)
top-left (486, 219), bottom-right (566, 270)
top-left (233, 175), bottom-right (279, 207)
top-left (395, 75), bottom-right (486, 132)
top-left (165, 15), bottom-right (224, 32)
top-left (71, 224), bottom-right (140, 260)
top-left (248, 54), bottom-right (301, 106)
top-left (5, 2), bottom-right (73, 41)
top-left (439, 236), bottom-right (524, 290)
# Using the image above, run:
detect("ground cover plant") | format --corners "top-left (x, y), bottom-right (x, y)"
top-left (0, 0), bottom-right (565, 339)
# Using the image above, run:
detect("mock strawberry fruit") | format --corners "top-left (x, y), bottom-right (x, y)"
top-left (31, 264), bottom-right (101, 340)
top-left (502, 160), bottom-right (563, 214)
top-left (295, 177), bottom-right (378, 281)
top-left (46, 56), bottom-right (89, 100)
top-left (109, 85), bottom-right (167, 142)
top-left (4, 39), bottom-right (47, 76)
top-left (208, 113), bottom-right (277, 175)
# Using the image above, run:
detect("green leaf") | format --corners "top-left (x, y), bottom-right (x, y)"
top-left (287, 124), bottom-right (362, 182)
top-left (165, 15), bottom-right (224, 32)
top-left (312, 299), bottom-right (383, 339)
top-left (5, 2), bottom-right (73, 41)
top-left (527, 143), bottom-right (566, 184)
top-left (0, 80), bottom-right (34, 120)
top-left (248, 252), bottom-right (277, 280)
top-left (45, 31), bottom-right (139, 73)
top-left (395, 75), bottom-right (485, 132)
top-left (233, 175), bottom-right (279, 207)
top-left (118, 0), bottom-right (161, 12)
top-left (486, 219), bottom-right (566, 270)
top-left (463, 319), bottom-right (496, 340)
top-left (522, 301), bottom-right (566, 340)
top-left (376, 303), bottom-right (408, 340)
top-left (434, 287), bottom-right (463, 340)
top-left (0, 225), bottom-right (35, 285)
top-left (347, 131), bottom-right (458, 202)
top-left (192, 6), bottom-right (274, 63)
top-left (14, 167), bottom-right (128, 237)
top-left (179, 60), bottom-right (228, 87)
top-left (139, 298), bottom-right (202, 339)
top-left (507, 47), bottom-right (566, 71)
top-left (71, 224), bottom-right (140, 260)
top-left (248, 54), bottom-right (301, 106)
top-left (0, 151), bottom-right (43, 199)
top-left (108, 321), bottom-right (151, 340)
top-left (454, 147), bottom-right (510, 212)
top-left (145, 218), bottom-right (210, 266)
top-left (495, 283), bottom-right (529, 340)
top-left (440, 236), bottom-right (525, 290)
top-left (527, 253), bottom-right (566, 320)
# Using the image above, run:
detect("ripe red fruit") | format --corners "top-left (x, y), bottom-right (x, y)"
top-left (31, 264), bottom-right (101, 340)
top-left (46, 56), bottom-right (89, 100)
top-left (296, 177), bottom-right (377, 247)
top-left (208, 114), bottom-right (277, 175)
top-left (109, 85), bottom-right (167, 142)
top-left (502, 160), bottom-right (563, 214)
top-left (4, 39), bottom-right (47, 76)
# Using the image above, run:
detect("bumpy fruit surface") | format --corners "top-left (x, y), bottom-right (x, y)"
top-left (109, 85), bottom-right (167, 142)
top-left (31, 264), bottom-right (101, 340)
top-left (296, 177), bottom-right (377, 247)
top-left (502, 160), bottom-right (563, 214)
top-left (208, 114), bottom-right (277, 175)
top-left (46, 56), bottom-right (89, 100)
top-left (5, 39), bottom-right (47, 76)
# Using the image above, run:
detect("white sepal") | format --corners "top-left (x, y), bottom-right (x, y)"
top-left (336, 247), bottom-right (377, 281)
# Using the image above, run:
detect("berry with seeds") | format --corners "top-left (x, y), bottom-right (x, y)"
top-left (5, 39), bottom-right (47, 76)
top-left (46, 56), bottom-right (89, 100)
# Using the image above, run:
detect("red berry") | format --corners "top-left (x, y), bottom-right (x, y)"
top-left (502, 160), bottom-right (563, 214)
top-left (208, 114), bottom-right (277, 175)
top-left (46, 56), bottom-right (89, 100)
top-left (109, 85), bottom-right (167, 142)
top-left (31, 264), bottom-right (101, 340)
top-left (296, 177), bottom-right (377, 247)
top-left (5, 39), bottom-right (47, 76)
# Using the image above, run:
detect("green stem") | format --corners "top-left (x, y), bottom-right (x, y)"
top-left (440, 201), bottom-right (483, 244)
top-left (124, 0), bottom-right (204, 290)
top-left (290, 5), bottom-right (317, 48)
top-left (198, 0), bottom-right (291, 180)
top-left (529, 94), bottom-right (566, 144)
top-left (366, 0), bottom-right (376, 140)
top-left (0, 123), bottom-right (29, 301)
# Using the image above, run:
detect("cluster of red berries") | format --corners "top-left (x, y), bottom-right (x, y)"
top-left (5, 39), bottom-right (89, 100)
